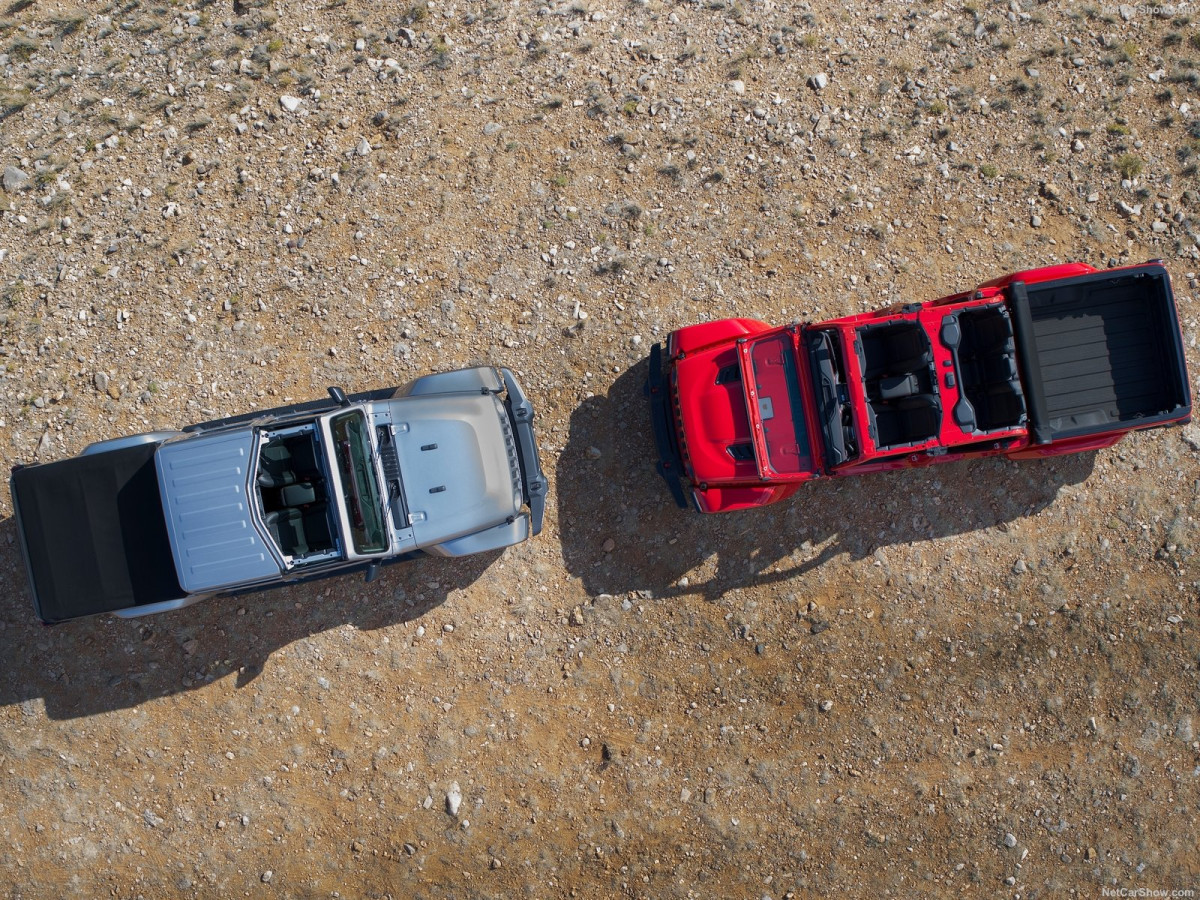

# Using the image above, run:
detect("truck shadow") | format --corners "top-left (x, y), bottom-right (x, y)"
top-left (557, 359), bottom-right (1097, 603)
top-left (0, 526), bottom-right (499, 720)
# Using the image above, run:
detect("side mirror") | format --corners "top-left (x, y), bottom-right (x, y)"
top-left (363, 562), bottom-right (381, 583)
top-left (328, 386), bottom-right (350, 407)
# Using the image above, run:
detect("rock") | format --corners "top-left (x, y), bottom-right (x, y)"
top-left (602, 538), bottom-right (615, 553)
top-left (355, 38), bottom-right (366, 51)
top-left (94, 372), bottom-right (110, 394)
top-left (1030, 215), bottom-right (1042, 228)
top-left (143, 809), bottom-right (164, 828)
top-left (1177, 716), bottom-right (1194, 742)
top-left (809, 73), bottom-right (829, 90)
top-left (1040, 182), bottom-right (1061, 201)
top-left (446, 782), bottom-right (463, 816)
top-left (1012, 559), bottom-right (1027, 574)
top-left (1004, 832), bottom-right (1017, 848)
top-left (1151, 220), bottom-right (1169, 233)
top-left (819, 699), bottom-right (834, 712)
top-left (356, 137), bottom-right (372, 156)
top-left (730, 80), bottom-right (745, 94)
top-left (279, 95), bottom-right (303, 113)
top-left (586, 446), bottom-right (601, 459)
top-left (261, 871), bottom-right (273, 883)
top-left (569, 606), bottom-right (585, 626)
top-left (2, 166), bottom-right (30, 193)
top-left (483, 122), bottom-right (502, 135)
top-left (398, 27), bottom-right (416, 46)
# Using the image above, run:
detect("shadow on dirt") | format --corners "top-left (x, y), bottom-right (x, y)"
top-left (0, 523), bottom-right (499, 720)
top-left (558, 358), bottom-right (1097, 602)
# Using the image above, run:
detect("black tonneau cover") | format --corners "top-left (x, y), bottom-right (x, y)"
top-left (10, 443), bottom-right (183, 624)
top-left (1009, 265), bottom-right (1191, 444)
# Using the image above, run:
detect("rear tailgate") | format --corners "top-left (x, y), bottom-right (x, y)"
top-left (10, 443), bottom-right (183, 624)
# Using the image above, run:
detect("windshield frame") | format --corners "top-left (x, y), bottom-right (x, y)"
top-left (323, 409), bottom-right (389, 556)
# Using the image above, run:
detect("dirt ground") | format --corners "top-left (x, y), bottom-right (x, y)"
top-left (1, 0), bottom-right (1199, 896)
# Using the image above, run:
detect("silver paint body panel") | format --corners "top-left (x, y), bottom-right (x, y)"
top-left (155, 430), bottom-right (281, 592)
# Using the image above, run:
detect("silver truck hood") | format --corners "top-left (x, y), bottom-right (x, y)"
top-left (381, 393), bottom-right (522, 547)
top-left (156, 430), bottom-right (280, 592)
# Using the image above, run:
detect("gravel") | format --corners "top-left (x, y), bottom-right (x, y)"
top-left (0, 0), bottom-right (1196, 897)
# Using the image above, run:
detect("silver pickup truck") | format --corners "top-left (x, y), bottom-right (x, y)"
top-left (10, 366), bottom-right (546, 625)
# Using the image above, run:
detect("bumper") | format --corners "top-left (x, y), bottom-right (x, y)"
top-left (646, 343), bottom-right (690, 509)
top-left (500, 368), bottom-right (548, 535)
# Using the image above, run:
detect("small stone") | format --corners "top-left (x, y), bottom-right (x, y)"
top-left (280, 95), bottom-right (302, 113)
top-left (1012, 559), bottom-right (1027, 574)
top-left (570, 606), bottom-right (585, 626)
top-left (819, 699), bottom-right (834, 712)
top-left (1004, 833), bottom-right (1017, 848)
top-left (355, 38), bottom-right (366, 51)
top-left (94, 372), bottom-right (110, 394)
top-left (2, 166), bottom-right (31, 193)
top-left (586, 446), bottom-right (602, 459)
top-left (442, 623), bottom-right (454, 633)
top-left (730, 80), bottom-right (745, 94)
top-left (1086, 847), bottom-right (1097, 861)
top-left (602, 537), bottom-right (615, 553)
top-left (1152, 220), bottom-right (1169, 233)
top-left (484, 122), bottom-right (502, 135)
top-left (809, 73), bottom-right (829, 90)
top-left (490, 857), bottom-right (502, 869)
top-left (1071, 139), bottom-right (1085, 152)
top-left (446, 782), bottom-right (463, 816)
top-left (356, 137), bottom-right (372, 156)
top-left (143, 809), bottom-right (164, 828)
top-left (261, 871), bottom-right (273, 884)
top-left (1030, 215), bottom-right (1042, 228)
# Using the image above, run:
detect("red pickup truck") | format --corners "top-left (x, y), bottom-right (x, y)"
top-left (647, 261), bottom-right (1192, 513)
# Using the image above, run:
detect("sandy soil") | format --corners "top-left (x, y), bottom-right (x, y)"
top-left (0, 0), bottom-right (1198, 896)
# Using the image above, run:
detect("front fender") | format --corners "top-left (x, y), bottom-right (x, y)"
top-left (424, 514), bottom-right (531, 557)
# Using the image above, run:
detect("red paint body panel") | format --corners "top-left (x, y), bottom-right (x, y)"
top-left (652, 260), bottom-right (1191, 512)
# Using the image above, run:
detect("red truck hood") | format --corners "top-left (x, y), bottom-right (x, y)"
top-left (674, 344), bottom-right (759, 484)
